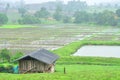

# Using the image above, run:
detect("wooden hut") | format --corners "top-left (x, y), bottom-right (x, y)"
top-left (16, 49), bottom-right (59, 74)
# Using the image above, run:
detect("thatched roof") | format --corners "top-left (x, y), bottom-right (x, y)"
top-left (16, 49), bottom-right (59, 64)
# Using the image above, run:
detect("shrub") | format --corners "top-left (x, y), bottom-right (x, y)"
top-left (0, 65), bottom-right (4, 72)
top-left (11, 52), bottom-right (24, 61)
top-left (18, 15), bottom-right (41, 24)
top-left (0, 64), bottom-right (14, 73)
top-left (0, 13), bottom-right (8, 25)
top-left (5, 65), bottom-right (14, 73)
top-left (0, 48), bottom-right (11, 63)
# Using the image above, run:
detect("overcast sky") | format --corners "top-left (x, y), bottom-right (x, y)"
top-left (4, 0), bottom-right (120, 5)
top-left (25, 0), bottom-right (119, 5)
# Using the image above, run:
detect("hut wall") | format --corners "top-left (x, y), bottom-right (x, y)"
top-left (19, 60), bottom-right (55, 73)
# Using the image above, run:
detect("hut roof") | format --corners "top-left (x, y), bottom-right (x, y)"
top-left (16, 49), bottom-right (59, 64)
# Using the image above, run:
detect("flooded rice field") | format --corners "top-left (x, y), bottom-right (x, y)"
top-left (73, 46), bottom-right (120, 58)
top-left (0, 24), bottom-right (120, 53)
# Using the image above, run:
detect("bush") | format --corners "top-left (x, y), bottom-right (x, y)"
top-left (0, 64), bottom-right (14, 73)
top-left (0, 13), bottom-right (8, 25)
top-left (0, 48), bottom-right (11, 63)
top-left (11, 52), bottom-right (24, 61)
top-left (0, 65), bottom-right (4, 72)
top-left (18, 15), bottom-right (41, 24)
top-left (63, 16), bottom-right (71, 23)
top-left (5, 65), bottom-right (14, 73)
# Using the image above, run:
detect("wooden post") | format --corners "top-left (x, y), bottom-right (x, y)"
top-left (64, 67), bottom-right (66, 74)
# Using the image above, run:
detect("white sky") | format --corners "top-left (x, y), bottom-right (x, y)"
top-left (25, 0), bottom-right (118, 5)
top-left (4, 0), bottom-right (120, 5)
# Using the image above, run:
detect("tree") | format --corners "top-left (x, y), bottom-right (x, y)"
top-left (5, 3), bottom-right (10, 14)
top-left (74, 11), bottom-right (89, 23)
top-left (0, 13), bottom-right (8, 25)
top-left (63, 16), bottom-right (71, 23)
top-left (18, 15), bottom-right (40, 24)
top-left (115, 9), bottom-right (120, 26)
top-left (11, 52), bottom-right (23, 61)
top-left (0, 49), bottom-right (11, 62)
top-left (53, 6), bottom-right (62, 21)
top-left (66, 0), bottom-right (87, 12)
top-left (34, 7), bottom-right (50, 18)
top-left (95, 11), bottom-right (117, 26)
top-left (18, 8), bottom-right (27, 17)
top-left (116, 9), bottom-right (120, 17)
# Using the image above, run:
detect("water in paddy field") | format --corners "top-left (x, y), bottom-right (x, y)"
top-left (73, 46), bottom-right (120, 58)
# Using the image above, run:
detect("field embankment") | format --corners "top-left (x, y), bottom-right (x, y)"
top-left (53, 40), bottom-right (120, 56)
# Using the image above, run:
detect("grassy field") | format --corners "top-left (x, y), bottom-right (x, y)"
top-left (0, 64), bottom-right (120, 80)
top-left (57, 56), bottom-right (120, 66)
top-left (0, 25), bottom-right (37, 28)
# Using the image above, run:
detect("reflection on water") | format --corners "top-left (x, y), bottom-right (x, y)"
top-left (73, 46), bottom-right (120, 58)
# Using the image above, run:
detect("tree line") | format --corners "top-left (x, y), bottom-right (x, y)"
top-left (0, 7), bottom-right (120, 27)
top-left (74, 10), bottom-right (120, 26)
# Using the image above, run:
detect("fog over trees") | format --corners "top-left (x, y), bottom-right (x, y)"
top-left (0, 0), bottom-right (120, 26)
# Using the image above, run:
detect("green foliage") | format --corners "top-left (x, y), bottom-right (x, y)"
top-left (18, 15), bottom-right (40, 24)
top-left (73, 10), bottom-right (118, 26)
top-left (66, 0), bottom-right (87, 12)
top-left (0, 13), bottom-right (8, 25)
top-left (95, 11), bottom-right (117, 26)
top-left (34, 7), bottom-right (50, 18)
top-left (0, 49), bottom-right (23, 63)
top-left (11, 52), bottom-right (23, 61)
top-left (0, 49), bottom-right (11, 63)
top-left (116, 9), bottom-right (120, 17)
top-left (53, 6), bottom-right (63, 21)
top-left (5, 3), bottom-right (10, 14)
top-left (0, 64), bottom-right (13, 73)
top-left (74, 11), bottom-right (90, 23)
top-left (18, 8), bottom-right (27, 17)
top-left (63, 16), bottom-right (71, 23)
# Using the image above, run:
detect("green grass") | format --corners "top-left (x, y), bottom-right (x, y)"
top-left (0, 25), bottom-right (37, 28)
top-left (56, 64), bottom-right (120, 73)
top-left (0, 64), bottom-right (120, 80)
top-left (53, 40), bottom-right (120, 56)
top-left (57, 56), bottom-right (120, 66)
